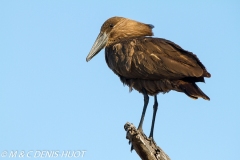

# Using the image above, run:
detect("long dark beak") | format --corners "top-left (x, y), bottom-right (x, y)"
top-left (86, 32), bottom-right (108, 62)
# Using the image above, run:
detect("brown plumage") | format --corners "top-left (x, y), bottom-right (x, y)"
top-left (86, 16), bottom-right (211, 140)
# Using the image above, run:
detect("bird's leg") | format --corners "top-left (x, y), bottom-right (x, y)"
top-left (129, 88), bottom-right (149, 151)
top-left (149, 95), bottom-right (158, 138)
top-left (137, 88), bottom-right (149, 132)
top-left (130, 88), bottom-right (149, 151)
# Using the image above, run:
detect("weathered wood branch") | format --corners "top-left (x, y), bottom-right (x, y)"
top-left (124, 122), bottom-right (170, 160)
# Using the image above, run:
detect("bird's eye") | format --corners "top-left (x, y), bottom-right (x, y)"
top-left (109, 24), bottom-right (114, 28)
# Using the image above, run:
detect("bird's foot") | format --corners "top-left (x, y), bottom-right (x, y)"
top-left (127, 131), bottom-right (136, 152)
top-left (128, 128), bottom-right (144, 151)
top-left (124, 122), bottom-right (135, 151)
top-left (124, 122), bottom-right (145, 152)
top-left (148, 136), bottom-right (156, 146)
top-left (137, 127), bottom-right (143, 133)
top-left (129, 142), bottom-right (134, 152)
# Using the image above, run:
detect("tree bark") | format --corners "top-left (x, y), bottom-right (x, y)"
top-left (124, 122), bottom-right (170, 160)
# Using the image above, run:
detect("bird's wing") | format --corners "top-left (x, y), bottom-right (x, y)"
top-left (105, 37), bottom-right (207, 80)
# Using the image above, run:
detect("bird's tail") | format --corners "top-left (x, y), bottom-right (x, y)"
top-left (178, 81), bottom-right (210, 100)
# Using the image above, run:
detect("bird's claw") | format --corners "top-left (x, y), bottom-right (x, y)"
top-left (130, 144), bottom-right (134, 152)
top-left (128, 140), bottom-right (134, 152)
top-left (148, 136), bottom-right (156, 146)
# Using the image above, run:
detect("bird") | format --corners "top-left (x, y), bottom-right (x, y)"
top-left (86, 16), bottom-right (211, 141)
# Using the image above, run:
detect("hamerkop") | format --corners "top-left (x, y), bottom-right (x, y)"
top-left (86, 17), bottom-right (211, 140)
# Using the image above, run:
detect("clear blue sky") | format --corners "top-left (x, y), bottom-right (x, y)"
top-left (1, 1), bottom-right (239, 160)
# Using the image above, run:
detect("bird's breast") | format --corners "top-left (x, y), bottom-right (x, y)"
top-left (105, 42), bottom-right (135, 77)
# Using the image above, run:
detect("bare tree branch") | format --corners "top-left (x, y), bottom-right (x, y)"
top-left (124, 122), bottom-right (170, 160)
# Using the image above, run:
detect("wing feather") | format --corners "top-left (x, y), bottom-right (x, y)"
top-left (105, 37), bottom-right (208, 80)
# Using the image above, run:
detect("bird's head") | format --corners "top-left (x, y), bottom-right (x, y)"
top-left (86, 16), bottom-right (154, 62)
